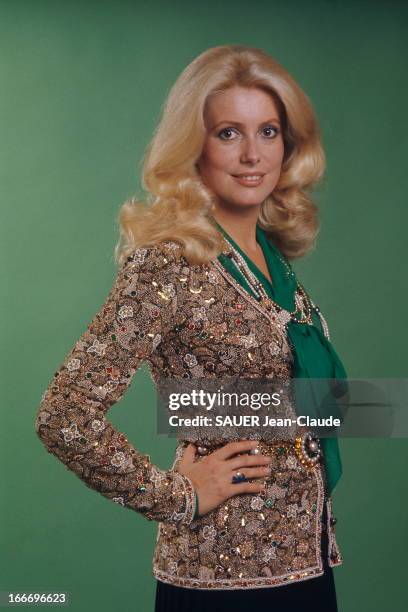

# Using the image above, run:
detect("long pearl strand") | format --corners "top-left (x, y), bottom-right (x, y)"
top-left (222, 238), bottom-right (331, 339)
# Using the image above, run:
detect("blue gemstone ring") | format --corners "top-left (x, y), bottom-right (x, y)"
top-left (232, 471), bottom-right (246, 484)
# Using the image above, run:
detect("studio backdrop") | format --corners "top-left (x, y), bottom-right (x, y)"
top-left (1, 1), bottom-right (407, 611)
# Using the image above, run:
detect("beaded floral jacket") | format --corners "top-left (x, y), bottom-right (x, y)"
top-left (35, 240), bottom-right (342, 591)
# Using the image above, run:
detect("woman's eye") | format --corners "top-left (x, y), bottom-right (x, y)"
top-left (218, 128), bottom-right (238, 140)
top-left (263, 126), bottom-right (280, 138)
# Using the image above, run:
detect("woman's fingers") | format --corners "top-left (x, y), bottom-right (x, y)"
top-left (213, 439), bottom-right (259, 461)
top-left (227, 453), bottom-right (272, 470)
top-left (229, 465), bottom-right (271, 480)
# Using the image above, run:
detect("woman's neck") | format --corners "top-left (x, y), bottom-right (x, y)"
top-left (212, 207), bottom-right (260, 253)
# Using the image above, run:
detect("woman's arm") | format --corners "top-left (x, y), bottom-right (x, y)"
top-left (34, 244), bottom-right (196, 525)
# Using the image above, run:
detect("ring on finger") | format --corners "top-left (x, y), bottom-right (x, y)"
top-left (231, 471), bottom-right (247, 484)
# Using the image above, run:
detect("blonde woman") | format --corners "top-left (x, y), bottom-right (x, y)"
top-left (35, 45), bottom-right (346, 611)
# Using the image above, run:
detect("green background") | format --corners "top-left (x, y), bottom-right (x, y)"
top-left (1, 0), bottom-right (407, 610)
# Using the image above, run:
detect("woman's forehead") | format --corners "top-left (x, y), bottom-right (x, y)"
top-left (204, 87), bottom-right (281, 126)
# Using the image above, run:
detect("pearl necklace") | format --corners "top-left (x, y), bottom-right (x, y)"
top-left (222, 237), bottom-right (330, 339)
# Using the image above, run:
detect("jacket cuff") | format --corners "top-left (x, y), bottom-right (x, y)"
top-left (168, 471), bottom-right (196, 526)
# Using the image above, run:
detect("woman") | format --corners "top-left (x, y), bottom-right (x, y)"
top-left (35, 45), bottom-right (346, 611)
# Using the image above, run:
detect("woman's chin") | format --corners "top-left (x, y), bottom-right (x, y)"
top-left (223, 197), bottom-right (265, 209)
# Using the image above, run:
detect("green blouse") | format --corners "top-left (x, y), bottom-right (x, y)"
top-left (215, 221), bottom-right (347, 496)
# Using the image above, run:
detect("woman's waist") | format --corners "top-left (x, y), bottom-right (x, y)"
top-left (176, 432), bottom-right (323, 471)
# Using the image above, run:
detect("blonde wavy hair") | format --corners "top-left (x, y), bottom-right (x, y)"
top-left (114, 44), bottom-right (325, 267)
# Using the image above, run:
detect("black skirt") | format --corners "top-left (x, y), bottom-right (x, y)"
top-left (154, 502), bottom-right (338, 612)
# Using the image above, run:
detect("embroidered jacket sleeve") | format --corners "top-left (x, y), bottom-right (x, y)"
top-left (35, 245), bottom-right (196, 525)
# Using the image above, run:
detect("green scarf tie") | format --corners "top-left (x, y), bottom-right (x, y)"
top-left (215, 221), bottom-right (347, 496)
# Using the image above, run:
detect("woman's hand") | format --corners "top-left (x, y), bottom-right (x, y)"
top-left (176, 440), bottom-right (272, 517)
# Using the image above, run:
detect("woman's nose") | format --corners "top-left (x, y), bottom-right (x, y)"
top-left (240, 138), bottom-right (261, 164)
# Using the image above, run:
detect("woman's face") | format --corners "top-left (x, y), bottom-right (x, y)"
top-left (197, 86), bottom-right (285, 210)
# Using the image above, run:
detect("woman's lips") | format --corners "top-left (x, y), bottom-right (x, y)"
top-left (232, 174), bottom-right (265, 187)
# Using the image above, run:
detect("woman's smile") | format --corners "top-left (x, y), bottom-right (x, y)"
top-left (232, 174), bottom-right (265, 187)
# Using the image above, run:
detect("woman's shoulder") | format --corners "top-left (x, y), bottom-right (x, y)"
top-left (122, 240), bottom-right (210, 273)
top-left (122, 240), bottom-right (184, 268)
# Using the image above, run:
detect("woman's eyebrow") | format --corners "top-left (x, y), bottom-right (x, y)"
top-left (212, 118), bottom-right (281, 129)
